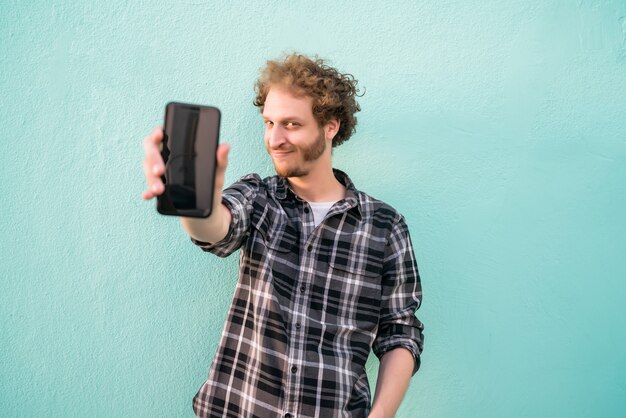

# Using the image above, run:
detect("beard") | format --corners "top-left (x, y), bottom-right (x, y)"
top-left (269, 130), bottom-right (327, 178)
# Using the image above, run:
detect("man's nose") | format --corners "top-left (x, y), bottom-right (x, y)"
top-left (267, 124), bottom-right (286, 149)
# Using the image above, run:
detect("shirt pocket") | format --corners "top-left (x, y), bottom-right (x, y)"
top-left (316, 260), bottom-right (382, 334)
top-left (265, 226), bottom-right (298, 254)
top-left (251, 222), bottom-right (298, 254)
top-left (306, 260), bottom-right (381, 363)
top-left (249, 209), bottom-right (298, 253)
top-left (248, 219), bottom-right (300, 289)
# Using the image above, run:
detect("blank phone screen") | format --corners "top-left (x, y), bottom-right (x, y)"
top-left (158, 103), bottom-right (220, 217)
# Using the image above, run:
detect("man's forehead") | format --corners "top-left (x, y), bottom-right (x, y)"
top-left (263, 87), bottom-right (314, 117)
top-left (266, 85), bottom-right (312, 101)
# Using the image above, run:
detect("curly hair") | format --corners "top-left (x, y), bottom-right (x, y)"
top-left (254, 53), bottom-right (362, 147)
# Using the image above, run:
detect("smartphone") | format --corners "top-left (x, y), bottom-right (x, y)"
top-left (157, 102), bottom-right (221, 218)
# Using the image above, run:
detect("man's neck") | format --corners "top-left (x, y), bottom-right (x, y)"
top-left (287, 165), bottom-right (345, 203)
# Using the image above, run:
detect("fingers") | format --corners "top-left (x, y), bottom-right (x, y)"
top-left (142, 126), bottom-right (165, 200)
top-left (142, 159), bottom-right (164, 199)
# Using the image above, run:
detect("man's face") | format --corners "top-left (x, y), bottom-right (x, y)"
top-left (262, 87), bottom-right (328, 178)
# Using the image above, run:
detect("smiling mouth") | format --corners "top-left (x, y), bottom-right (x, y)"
top-left (272, 150), bottom-right (294, 158)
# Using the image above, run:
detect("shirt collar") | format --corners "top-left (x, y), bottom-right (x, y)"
top-left (274, 169), bottom-right (362, 218)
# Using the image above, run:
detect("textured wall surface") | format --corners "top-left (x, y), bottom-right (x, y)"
top-left (1, 1), bottom-right (626, 417)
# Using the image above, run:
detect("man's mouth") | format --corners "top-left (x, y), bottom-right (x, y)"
top-left (272, 150), bottom-right (294, 158)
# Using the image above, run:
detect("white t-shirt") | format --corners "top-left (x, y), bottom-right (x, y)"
top-left (307, 201), bottom-right (336, 227)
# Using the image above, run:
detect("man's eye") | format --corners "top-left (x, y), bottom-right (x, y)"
top-left (285, 122), bottom-right (299, 127)
top-left (265, 121), bottom-right (273, 126)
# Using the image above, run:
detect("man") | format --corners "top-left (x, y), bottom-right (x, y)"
top-left (142, 54), bottom-right (424, 418)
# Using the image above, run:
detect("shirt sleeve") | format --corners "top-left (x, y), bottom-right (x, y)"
top-left (190, 173), bottom-right (263, 258)
top-left (371, 215), bottom-right (425, 374)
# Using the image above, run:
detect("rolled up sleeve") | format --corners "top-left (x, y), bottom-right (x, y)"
top-left (371, 215), bottom-right (424, 374)
top-left (191, 174), bottom-right (262, 257)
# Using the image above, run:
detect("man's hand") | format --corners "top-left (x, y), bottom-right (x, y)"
top-left (209, 140), bottom-right (231, 218)
top-left (141, 126), bottom-right (232, 243)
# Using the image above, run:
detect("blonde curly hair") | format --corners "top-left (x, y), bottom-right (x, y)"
top-left (254, 53), bottom-right (362, 147)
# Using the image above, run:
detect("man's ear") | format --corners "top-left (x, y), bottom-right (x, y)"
top-left (324, 119), bottom-right (340, 141)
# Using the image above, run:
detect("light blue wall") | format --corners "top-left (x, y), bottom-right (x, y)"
top-left (2, 1), bottom-right (625, 417)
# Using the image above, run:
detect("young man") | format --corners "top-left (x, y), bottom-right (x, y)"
top-left (142, 54), bottom-right (424, 418)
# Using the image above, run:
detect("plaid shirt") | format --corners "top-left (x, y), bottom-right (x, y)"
top-left (192, 169), bottom-right (424, 418)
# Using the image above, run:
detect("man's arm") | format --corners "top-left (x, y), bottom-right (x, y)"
top-left (370, 214), bottom-right (424, 416)
top-left (369, 347), bottom-right (414, 418)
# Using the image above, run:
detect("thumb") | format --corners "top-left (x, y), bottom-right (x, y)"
top-left (214, 143), bottom-right (230, 192)
top-left (216, 143), bottom-right (230, 171)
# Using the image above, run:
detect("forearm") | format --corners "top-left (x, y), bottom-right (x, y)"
top-left (180, 203), bottom-right (231, 243)
top-left (369, 347), bottom-right (414, 418)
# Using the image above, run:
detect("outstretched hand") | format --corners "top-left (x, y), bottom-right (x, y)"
top-left (141, 126), bottom-right (230, 210)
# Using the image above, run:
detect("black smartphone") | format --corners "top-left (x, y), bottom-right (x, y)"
top-left (157, 102), bottom-right (221, 218)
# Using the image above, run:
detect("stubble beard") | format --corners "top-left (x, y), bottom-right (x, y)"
top-left (271, 130), bottom-right (327, 178)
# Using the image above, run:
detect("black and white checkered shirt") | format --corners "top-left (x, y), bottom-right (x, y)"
top-left (192, 169), bottom-right (424, 418)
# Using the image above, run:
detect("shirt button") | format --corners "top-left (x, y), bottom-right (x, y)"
top-left (299, 285), bottom-right (306, 293)
top-left (307, 245), bottom-right (313, 252)
top-left (295, 323), bottom-right (301, 329)
top-left (285, 414), bottom-right (293, 418)
top-left (291, 366), bottom-right (298, 373)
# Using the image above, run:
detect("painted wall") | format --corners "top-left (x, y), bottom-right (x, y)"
top-left (2, 1), bottom-right (625, 417)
